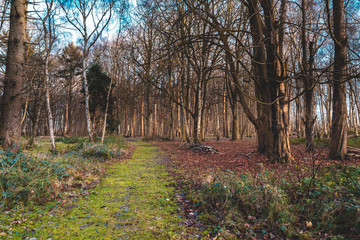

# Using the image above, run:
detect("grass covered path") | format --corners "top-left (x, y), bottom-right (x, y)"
top-left (1, 142), bottom-right (189, 239)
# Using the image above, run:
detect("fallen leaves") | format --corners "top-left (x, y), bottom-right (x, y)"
top-left (306, 221), bottom-right (313, 228)
top-left (158, 139), bottom-right (360, 179)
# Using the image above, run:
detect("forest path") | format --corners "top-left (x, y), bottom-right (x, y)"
top-left (6, 142), bottom-right (189, 239)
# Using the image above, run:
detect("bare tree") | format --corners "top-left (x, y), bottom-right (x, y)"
top-left (35, 0), bottom-right (59, 151)
top-left (58, 43), bottom-right (82, 136)
top-left (60, 0), bottom-right (127, 141)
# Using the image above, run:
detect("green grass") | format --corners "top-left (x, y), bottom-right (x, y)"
top-left (0, 142), bottom-right (190, 239)
top-left (0, 136), bottom-right (127, 209)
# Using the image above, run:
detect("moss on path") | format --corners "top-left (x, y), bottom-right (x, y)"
top-left (1, 142), bottom-right (189, 239)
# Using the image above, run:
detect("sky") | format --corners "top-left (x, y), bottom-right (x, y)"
top-left (27, 0), bottom-right (137, 47)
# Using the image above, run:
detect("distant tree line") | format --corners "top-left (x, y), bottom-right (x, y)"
top-left (0, 0), bottom-right (359, 162)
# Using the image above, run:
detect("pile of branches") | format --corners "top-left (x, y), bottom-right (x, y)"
top-left (188, 144), bottom-right (220, 154)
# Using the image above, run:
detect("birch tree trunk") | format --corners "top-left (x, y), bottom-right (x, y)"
top-left (101, 77), bottom-right (113, 143)
top-left (44, 56), bottom-right (56, 152)
top-left (83, 51), bottom-right (93, 141)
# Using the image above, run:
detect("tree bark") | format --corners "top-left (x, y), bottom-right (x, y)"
top-left (262, 0), bottom-right (293, 163)
top-left (328, 0), bottom-right (348, 160)
top-left (304, 41), bottom-right (316, 152)
top-left (145, 87), bottom-right (153, 138)
top-left (82, 52), bottom-right (93, 141)
top-left (0, 0), bottom-right (27, 148)
top-left (64, 79), bottom-right (72, 136)
top-left (248, 0), bottom-right (272, 154)
top-left (225, 76), bottom-right (240, 141)
top-left (101, 76), bottom-right (113, 143)
top-left (44, 57), bottom-right (56, 152)
top-left (27, 100), bottom-right (43, 147)
top-left (223, 85), bottom-right (229, 138)
top-left (231, 100), bottom-right (240, 141)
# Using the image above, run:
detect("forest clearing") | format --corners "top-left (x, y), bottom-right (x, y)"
top-left (1, 0), bottom-right (360, 239)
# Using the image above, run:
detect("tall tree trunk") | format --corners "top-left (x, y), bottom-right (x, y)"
top-left (248, 0), bottom-right (272, 154)
top-left (101, 77), bottom-right (113, 143)
top-left (262, 0), bottom-right (293, 163)
top-left (21, 93), bottom-right (29, 125)
top-left (301, 0), bottom-right (316, 152)
top-left (193, 78), bottom-right (202, 144)
top-left (326, 83), bottom-right (332, 137)
top-left (319, 85), bottom-right (327, 138)
top-left (145, 87), bottom-right (153, 138)
top-left (226, 77), bottom-right (240, 141)
top-left (349, 81), bottom-right (360, 136)
top-left (304, 41), bottom-right (316, 152)
top-left (200, 108), bottom-right (206, 141)
top-left (0, 0), bottom-right (27, 148)
top-left (231, 99), bottom-right (240, 141)
top-left (295, 87), bottom-right (302, 139)
top-left (64, 80), bottom-right (72, 136)
top-left (141, 94), bottom-right (144, 137)
top-left (180, 102), bottom-right (190, 143)
top-left (27, 101), bottom-right (43, 147)
top-left (82, 48), bottom-right (93, 141)
top-left (44, 56), bottom-right (56, 152)
top-left (169, 98), bottom-right (174, 140)
top-left (216, 103), bottom-right (220, 140)
top-left (223, 86), bottom-right (229, 138)
top-left (132, 108), bottom-right (136, 136)
top-left (153, 102), bottom-right (157, 136)
top-left (328, 0), bottom-right (347, 159)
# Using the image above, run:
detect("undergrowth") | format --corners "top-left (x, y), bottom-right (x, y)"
top-left (348, 137), bottom-right (360, 147)
top-left (290, 136), bottom-right (360, 147)
top-left (179, 164), bottom-right (360, 239)
top-left (0, 136), bottom-right (127, 210)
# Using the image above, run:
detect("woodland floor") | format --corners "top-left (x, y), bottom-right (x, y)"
top-left (1, 138), bottom-right (360, 239)
top-left (0, 142), bottom-right (197, 239)
top-left (157, 138), bottom-right (360, 177)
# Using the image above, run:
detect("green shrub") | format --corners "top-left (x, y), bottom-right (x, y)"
top-left (0, 148), bottom-right (70, 208)
top-left (55, 137), bottom-right (87, 144)
top-left (188, 171), bottom-right (292, 238)
top-left (81, 144), bottom-right (114, 161)
top-left (348, 137), bottom-right (360, 147)
top-left (290, 138), bottom-right (306, 145)
top-left (102, 135), bottom-right (127, 148)
top-left (314, 137), bottom-right (330, 146)
top-left (183, 164), bottom-right (360, 238)
top-left (0, 136), bottom-right (127, 209)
